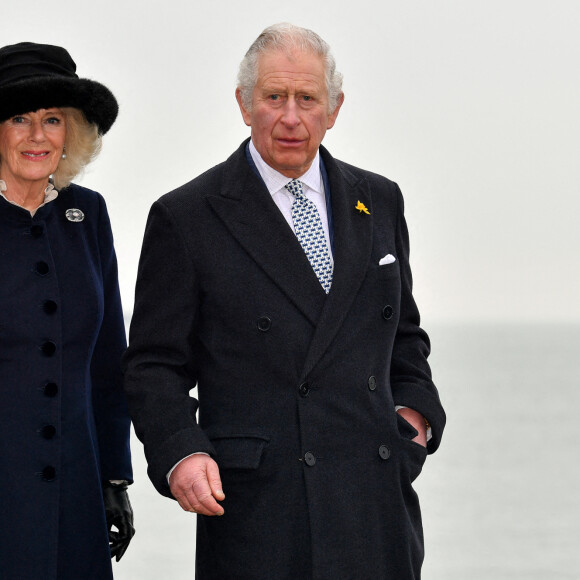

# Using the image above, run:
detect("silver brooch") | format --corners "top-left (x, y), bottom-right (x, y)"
top-left (65, 208), bottom-right (85, 222)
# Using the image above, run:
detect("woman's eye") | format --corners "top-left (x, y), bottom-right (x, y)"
top-left (46, 117), bottom-right (62, 125)
top-left (11, 116), bottom-right (27, 124)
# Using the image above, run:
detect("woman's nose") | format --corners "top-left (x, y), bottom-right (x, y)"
top-left (28, 119), bottom-right (46, 142)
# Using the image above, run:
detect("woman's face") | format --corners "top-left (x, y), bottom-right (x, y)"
top-left (0, 108), bottom-right (67, 189)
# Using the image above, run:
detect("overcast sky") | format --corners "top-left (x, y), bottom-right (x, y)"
top-left (4, 0), bottom-right (579, 325)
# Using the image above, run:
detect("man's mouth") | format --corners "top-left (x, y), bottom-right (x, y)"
top-left (276, 138), bottom-right (304, 146)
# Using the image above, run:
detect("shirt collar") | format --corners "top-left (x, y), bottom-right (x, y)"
top-left (0, 180), bottom-right (59, 216)
top-left (248, 140), bottom-right (323, 197)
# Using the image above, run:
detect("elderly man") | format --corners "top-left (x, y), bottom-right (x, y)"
top-left (124, 23), bottom-right (446, 579)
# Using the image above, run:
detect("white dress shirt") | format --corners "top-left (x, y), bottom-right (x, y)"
top-left (248, 140), bottom-right (333, 263)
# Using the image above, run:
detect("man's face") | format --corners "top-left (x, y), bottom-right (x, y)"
top-left (236, 49), bottom-right (343, 178)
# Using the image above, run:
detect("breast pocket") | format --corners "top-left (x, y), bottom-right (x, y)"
top-left (377, 261), bottom-right (400, 280)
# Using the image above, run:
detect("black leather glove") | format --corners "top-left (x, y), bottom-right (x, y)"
top-left (102, 481), bottom-right (135, 561)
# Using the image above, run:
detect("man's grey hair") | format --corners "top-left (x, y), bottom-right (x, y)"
top-left (237, 23), bottom-right (343, 113)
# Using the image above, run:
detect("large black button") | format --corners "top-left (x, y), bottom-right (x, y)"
top-left (43, 300), bottom-right (58, 314)
top-left (42, 466), bottom-right (56, 481)
top-left (382, 305), bottom-right (394, 320)
top-left (257, 316), bottom-right (272, 332)
top-left (44, 382), bottom-right (58, 397)
top-left (35, 261), bottom-right (50, 276)
top-left (30, 225), bottom-right (44, 238)
top-left (41, 341), bottom-right (57, 356)
top-left (378, 445), bottom-right (391, 460)
top-left (298, 382), bottom-right (310, 397)
top-left (304, 452), bottom-right (316, 466)
top-left (368, 376), bottom-right (377, 391)
top-left (41, 425), bottom-right (57, 439)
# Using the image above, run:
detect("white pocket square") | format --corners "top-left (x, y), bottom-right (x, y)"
top-left (379, 254), bottom-right (396, 265)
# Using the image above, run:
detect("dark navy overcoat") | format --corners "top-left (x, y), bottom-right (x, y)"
top-left (0, 184), bottom-right (132, 579)
top-left (125, 141), bottom-right (446, 579)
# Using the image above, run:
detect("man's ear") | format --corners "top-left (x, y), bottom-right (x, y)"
top-left (327, 92), bottom-right (345, 130)
top-left (235, 88), bottom-right (252, 127)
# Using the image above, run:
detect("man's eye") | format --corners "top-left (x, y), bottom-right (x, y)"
top-left (302, 96), bottom-right (312, 101)
top-left (269, 94), bottom-right (280, 101)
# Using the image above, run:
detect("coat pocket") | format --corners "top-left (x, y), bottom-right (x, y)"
top-left (209, 433), bottom-right (270, 470)
top-left (395, 414), bottom-right (427, 482)
top-left (376, 262), bottom-right (400, 280)
top-left (396, 412), bottom-right (419, 440)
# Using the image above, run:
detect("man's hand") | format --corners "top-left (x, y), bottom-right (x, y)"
top-left (169, 454), bottom-right (225, 516)
top-left (396, 407), bottom-right (427, 447)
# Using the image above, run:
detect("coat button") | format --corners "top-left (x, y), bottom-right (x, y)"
top-left (42, 466), bottom-right (56, 481)
top-left (35, 261), bottom-right (50, 276)
top-left (257, 316), bottom-right (271, 332)
top-left (30, 225), bottom-right (44, 238)
top-left (382, 305), bottom-right (394, 320)
top-left (41, 341), bottom-right (57, 356)
top-left (378, 445), bottom-right (391, 460)
top-left (41, 425), bottom-right (57, 439)
top-left (298, 382), bottom-right (310, 397)
top-left (368, 376), bottom-right (377, 391)
top-left (304, 452), bottom-right (316, 466)
top-left (43, 300), bottom-right (58, 314)
top-left (44, 382), bottom-right (58, 397)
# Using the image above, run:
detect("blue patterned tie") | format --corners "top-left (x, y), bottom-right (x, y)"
top-left (285, 179), bottom-right (333, 294)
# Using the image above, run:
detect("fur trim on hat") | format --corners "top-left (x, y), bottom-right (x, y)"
top-left (0, 75), bottom-right (118, 134)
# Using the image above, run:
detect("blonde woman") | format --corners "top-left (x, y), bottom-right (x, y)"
top-left (0, 42), bottom-right (133, 579)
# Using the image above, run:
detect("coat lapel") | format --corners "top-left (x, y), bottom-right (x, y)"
top-left (206, 142), bottom-right (327, 326)
top-left (207, 142), bottom-right (373, 373)
top-left (300, 147), bottom-right (374, 378)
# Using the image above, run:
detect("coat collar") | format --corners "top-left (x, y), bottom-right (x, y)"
top-left (207, 140), bottom-right (373, 375)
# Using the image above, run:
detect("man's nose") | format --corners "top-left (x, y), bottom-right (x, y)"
top-left (280, 98), bottom-right (300, 127)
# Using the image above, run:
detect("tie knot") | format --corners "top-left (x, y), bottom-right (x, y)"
top-left (285, 179), bottom-right (304, 198)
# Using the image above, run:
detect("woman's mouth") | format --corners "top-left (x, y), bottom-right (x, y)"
top-left (22, 151), bottom-right (50, 159)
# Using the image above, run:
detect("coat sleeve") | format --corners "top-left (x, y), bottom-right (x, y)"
top-left (90, 194), bottom-right (133, 481)
top-left (122, 199), bottom-right (215, 497)
top-left (390, 185), bottom-right (446, 453)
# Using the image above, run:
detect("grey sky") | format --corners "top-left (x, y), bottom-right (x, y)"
top-left (4, 0), bottom-right (579, 323)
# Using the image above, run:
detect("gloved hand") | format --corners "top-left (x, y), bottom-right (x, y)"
top-left (102, 481), bottom-right (135, 561)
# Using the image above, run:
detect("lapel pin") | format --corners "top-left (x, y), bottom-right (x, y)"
top-left (355, 200), bottom-right (370, 215)
top-left (65, 208), bottom-right (85, 222)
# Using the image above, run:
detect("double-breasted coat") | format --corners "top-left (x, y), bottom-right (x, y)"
top-left (0, 184), bottom-right (132, 579)
top-left (124, 140), bottom-right (446, 579)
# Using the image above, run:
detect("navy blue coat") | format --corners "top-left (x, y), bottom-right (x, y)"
top-left (124, 141), bottom-right (446, 579)
top-left (0, 184), bottom-right (132, 579)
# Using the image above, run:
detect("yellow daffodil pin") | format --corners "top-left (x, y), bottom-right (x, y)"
top-left (355, 200), bottom-right (370, 215)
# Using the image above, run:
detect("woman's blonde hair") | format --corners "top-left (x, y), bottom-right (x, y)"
top-left (53, 107), bottom-right (102, 189)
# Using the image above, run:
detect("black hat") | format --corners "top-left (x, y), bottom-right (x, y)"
top-left (0, 42), bottom-right (118, 135)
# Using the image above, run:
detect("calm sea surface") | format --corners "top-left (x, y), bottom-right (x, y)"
top-left (115, 323), bottom-right (580, 579)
